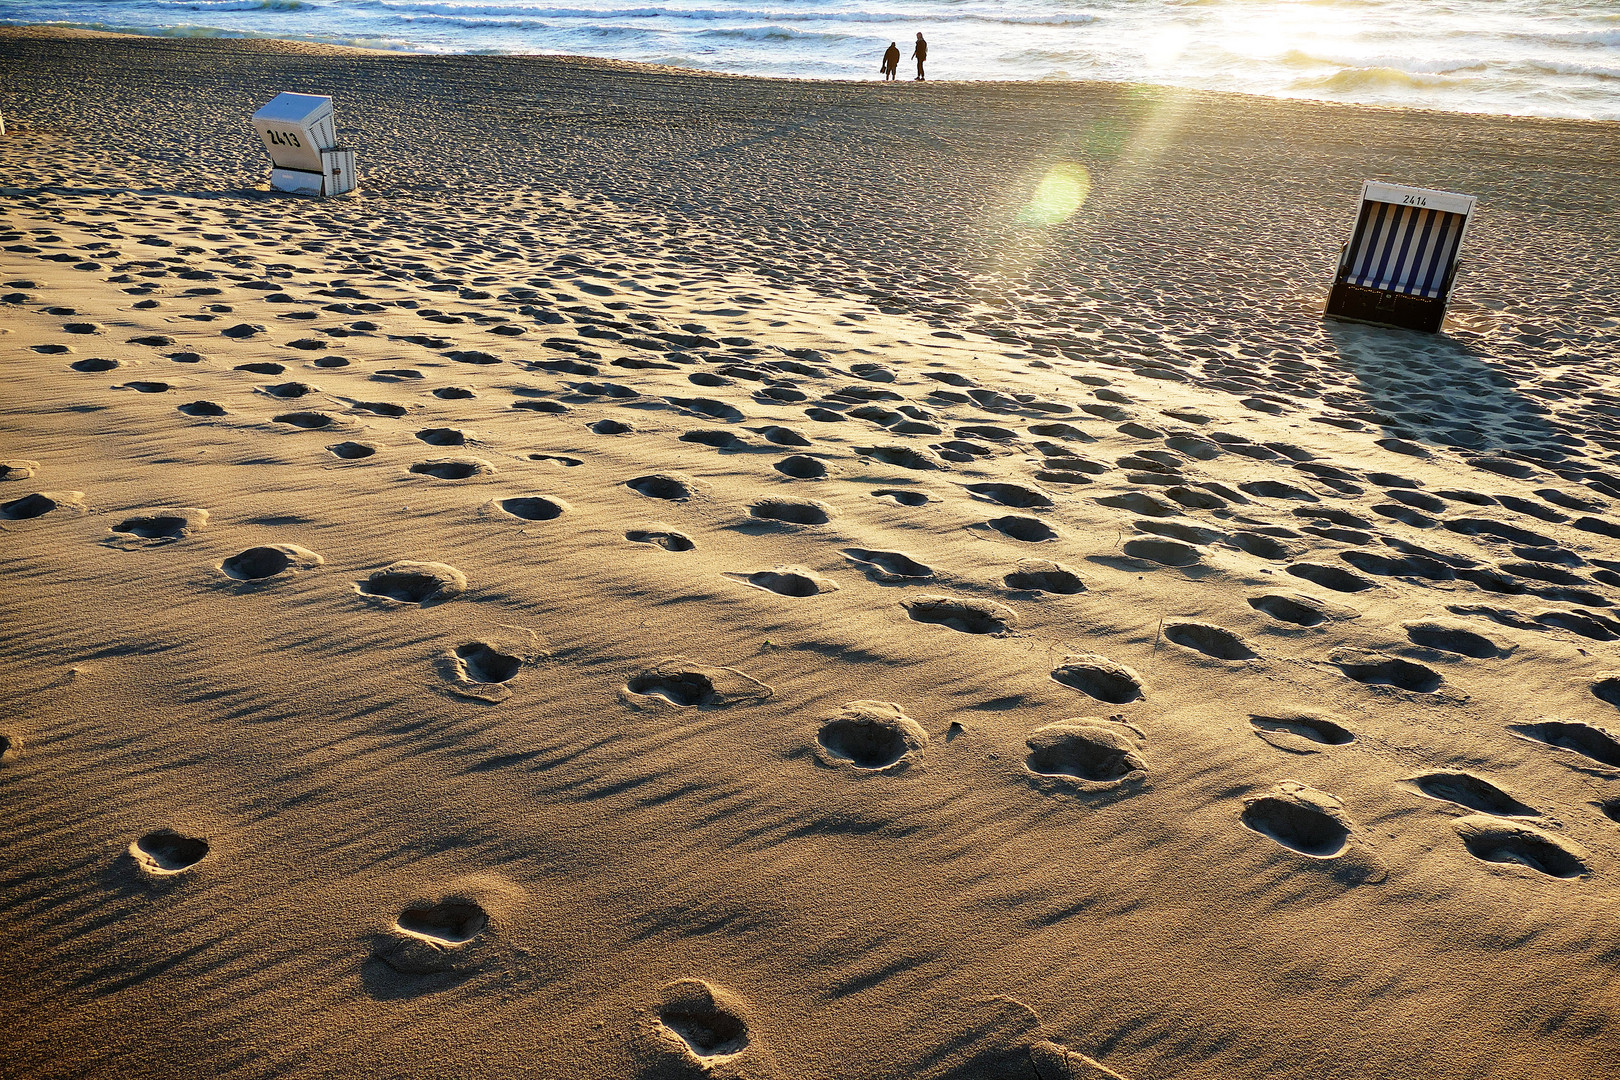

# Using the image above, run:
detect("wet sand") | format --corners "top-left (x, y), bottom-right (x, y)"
top-left (3, 25), bottom-right (1620, 1080)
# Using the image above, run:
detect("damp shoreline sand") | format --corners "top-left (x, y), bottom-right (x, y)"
top-left (3, 25), bottom-right (1620, 1080)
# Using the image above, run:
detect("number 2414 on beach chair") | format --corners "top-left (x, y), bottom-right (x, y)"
top-left (1325, 181), bottom-right (1477, 334)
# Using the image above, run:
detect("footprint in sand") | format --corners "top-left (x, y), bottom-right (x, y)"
top-left (1162, 622), bottom-right (1257, 660)
top-left (220, 544), bottom-right (323, 582)
top-left (682, 429), bottom-right (747, 449)
top-left (725, 568), bottom-right (836, 597)
top-left (373, 898), bottom-right (491, 976)
top-left (965, 482), bottom-right (1052, 509)
top-left (1334, 651), bottom-right (1441, 693)
top-left (749, 497), bottom-right (830, 525)
top-left (814, 701), bottom-right (928, 772)
top-left (1003, 560), bottom-right (1085, 594)
top-left (2, 491), bottom-right (84, 520)
top-left (1249, 713), bottom-right (1354, 753)
top-left (1453, 817), bottom-right (1586, 878)
top-left (70, 357), bottom-right (121, 372)
top-left (870, 488), bottom-right (930, 506)
top-left (0, 459), bottom-right (39, 481)
top-left (843, 547), bottom-right (932, 583)
top-left (0, 732), bottom-right (21, 766)
top-left (498, 496), bottom-right (567, 521)
top-left (106, 507), bottom-right (209, 546)
top-left (627, 527), bottom-right (695, 552)
top-left (1287, 563), bottom-right (1377, 593)
top-left (415, 427), bottom-right (467, 447)
top-left (1122, 537), bottom-right (1200, 567)
top-left (356, 562), bottom-right (466, 606)
top-left (1507, 720), bottom-right (1620, 768)
top-left (977, 515), bottom-right (1058, 543)
top-left (1403, 772), bottom-right (1537, 817)
top-left (410, 458), bottom-right (495, 480)
top-left (442, 642), bottom-right (524, 702)
top-left (1024, 720), bottom-right (1147, 793)
top-left (772, 455), bottom-right (827, 479)
top-left (903, 595), bottom-right (1015, 635)
top-left (590, 418), bottom-right (633, 435)
top-left (624, 660), bottom-right (772, 709)
top-left (262, 381), bottom-right (318, 399)
top-left (1241, 783), bottom-right (1352, 858)
top-left (856, 444), bottom-right (945, 471)
top-left (1051, 655), bottom-right (1143, 704)
top-left (751, 425), bottom-right (811, 447)
top-left (1248, 592), bottom-right (1353, 627)
top-left (272, 411), bottom-right (336, 429)
top-left (328, 441), bottom-right (377, 460)
top-left (649, 980), bottom-right (760, 1070)
top-left (130, 829), bottom-right (209, 877)
top-left (627, 474), bottom-right (693, 501)
top-left (1404, 621), bottom-right (1506, 658)
top-left (178, 400), bottom-right (226, 417)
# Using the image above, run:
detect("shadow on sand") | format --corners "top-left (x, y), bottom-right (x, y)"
top-left (1325, 320), bottom-right (1575, 464)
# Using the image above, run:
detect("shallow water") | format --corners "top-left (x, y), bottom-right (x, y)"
top-left (5, 0), bottom-right (1618, 119)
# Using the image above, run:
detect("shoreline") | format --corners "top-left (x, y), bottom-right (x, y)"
top-left (4, 23), bottom-right (1618, 129)
top-left (4, 24), bottom-right (1620, 1080)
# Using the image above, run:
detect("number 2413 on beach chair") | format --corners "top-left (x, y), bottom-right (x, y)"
top-left (1325, 181), bottom-right (1477, 334)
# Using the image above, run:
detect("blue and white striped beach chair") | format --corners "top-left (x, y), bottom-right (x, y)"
top-left (1326, 181), bottom-right (1476, 333)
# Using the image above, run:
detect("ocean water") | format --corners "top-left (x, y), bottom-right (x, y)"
top-left (5, 0), bottom-right (1617, 120)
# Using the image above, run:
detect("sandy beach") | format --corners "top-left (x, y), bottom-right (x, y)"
top-left (3, 25), bottom-right (1620, 1080)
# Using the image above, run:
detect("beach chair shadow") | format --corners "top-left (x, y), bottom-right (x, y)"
top-left (1325, 319), bottom-right (1569, 461)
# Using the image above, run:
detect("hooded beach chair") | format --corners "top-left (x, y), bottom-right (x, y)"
top-left (1325, 181), bottom-right (1476, 333)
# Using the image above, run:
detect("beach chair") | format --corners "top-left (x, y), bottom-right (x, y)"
top-left (1325, 181), bottom-right (1476, 333)
top-left (251, 92), bottom-right (357, 197)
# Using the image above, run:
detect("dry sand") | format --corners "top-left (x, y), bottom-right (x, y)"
top-left (3, 26), bottom-right (1620, 1080)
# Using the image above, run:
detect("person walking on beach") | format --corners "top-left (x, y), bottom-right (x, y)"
top-left (880, 41), bottom-right (900, 81)
top-left (911, 32), bottom-right (927, 81)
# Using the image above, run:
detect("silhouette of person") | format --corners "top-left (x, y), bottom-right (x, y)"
top-left (881, 41), bottom-right (900, 81)
top-left (911, 32), bottom-right (927, 81)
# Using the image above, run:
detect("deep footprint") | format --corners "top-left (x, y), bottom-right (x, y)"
top-left (903, 595), bottom-right (1014, 635)
top-left (1164, 622), bottom-right (1256, 660)
top-left (500, 496), bottom-right (566, 521)
top-left (1025, 722), bottom-right (1147, 790)
top-left (130, 829), bottom-right (209, 875)
top-left (627, 669), bottom-right (715, 706)
top-left (626, 474), bottom-right (692, 500)
top-left (815, 701), bottom-right (926, 771)
top-left (626, 528), bottom-right (695, 552)
top-left (357, 562), bottom-right (466, 605)
top-left (1408, 772), bottom-right (1536, 816)
top-left (1337, 653), bottom-right (1441, 692)
top-left (1051, 655), bottom-right (1143, 703)
top-left (1454, 816), bottom-right (1586, 877)
top-left (1242, 786), bottom-right (1350, 857)
top-left (455, 642), bottom-right (521, 683)
top-left (1003, 560), bottom-right (1084, 594)
top-left (1507, 720), bottom-right (1620, 767)
top-left (657, 980), bottom-right (750, 1059)
top-left (843, 547), bottom-right (932, 582)
top-left (750, 498), bottom-right (830, 525)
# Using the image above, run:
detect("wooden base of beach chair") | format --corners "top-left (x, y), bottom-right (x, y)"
top-left (1325, 280), bottom-right (1447, 334)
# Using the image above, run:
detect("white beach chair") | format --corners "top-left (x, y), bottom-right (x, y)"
top-left (1325, 181), bottom-right (1476, 333)
top-left (251, 92), bottom-right (357, 197)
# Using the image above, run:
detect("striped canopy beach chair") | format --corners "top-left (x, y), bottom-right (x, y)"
top-left (1326, 181), bottom-right (1476, 333)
